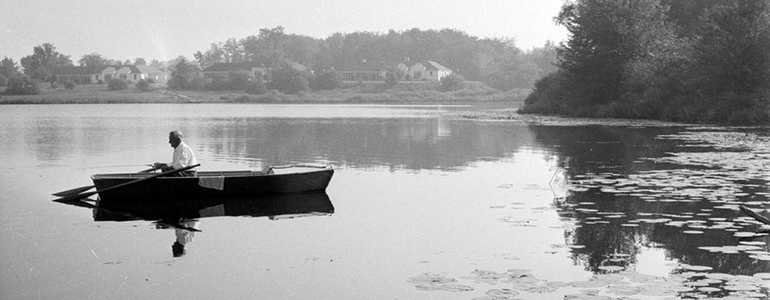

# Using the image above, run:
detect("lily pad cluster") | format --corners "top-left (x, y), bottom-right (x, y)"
top-left (409, 268), bottom-right (770, 299)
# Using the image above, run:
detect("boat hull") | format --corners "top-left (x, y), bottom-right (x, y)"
top-left (92, 166), bottom-right (334, 202)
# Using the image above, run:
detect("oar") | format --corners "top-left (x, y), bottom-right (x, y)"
top-left (52, 166), bottom-right (160, 197)
top-left (54, 164), bottom-right (200, 202)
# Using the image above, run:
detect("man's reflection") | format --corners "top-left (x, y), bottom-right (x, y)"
top-left (157, 219), bottom-right (201, 257)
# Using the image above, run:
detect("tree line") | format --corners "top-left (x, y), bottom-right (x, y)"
top-left (191, 26), bottom-right (557, 91)
top-left (521, 0), bottom-right (770, 125)
top-left (1, 27), bottom-right (558, 96)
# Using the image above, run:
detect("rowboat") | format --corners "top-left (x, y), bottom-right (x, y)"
top-left (90, 164), bottom-right (334, 202)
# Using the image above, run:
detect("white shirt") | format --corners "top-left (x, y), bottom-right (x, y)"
top-left (170, 141), bottom-right (198, 169)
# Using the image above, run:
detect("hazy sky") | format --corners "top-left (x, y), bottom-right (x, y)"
top-left (1, 0), bottom-right (568, 63)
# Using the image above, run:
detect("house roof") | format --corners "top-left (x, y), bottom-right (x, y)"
top-left (57, 66), bottom-right (104, 75)
top-left (423, 61), bottom-right (452, 72)
top-left (57, 65), bottom-right (166, 75)
top-left (337, 60), bottom-right (390, 72)
top-left (134, 65), bottom-right (165, 74)
top-left (204, 62), bottom-right (263, 72)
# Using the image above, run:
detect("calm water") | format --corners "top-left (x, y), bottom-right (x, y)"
top-left (1, 104), bottom-right (769, 299)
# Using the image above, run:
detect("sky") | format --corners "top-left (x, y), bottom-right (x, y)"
top-left (0, 0), bottom-right (569, 64)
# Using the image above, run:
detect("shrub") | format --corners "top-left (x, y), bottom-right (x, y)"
top-left (519, 71), bottom-right (570, 114)
top-left (268, 67), bottom-right (309, 94)
top-left (384, 69), bottom-right (401, 88)
top-left (135, 79), bottom-right (150, 91)
top-left (107, 78), bottom-right (128, 90)
top-left (5, 76), bottom-right (40, 95)
top-left (63, 80), bottom-right (76, 90)
top-left (245, 77), bottom-right (268, 95)
top-left (227, 72), bottom-right (250, 90)
top-left (440, 74), bottom-right (465, 92)
top-left (310, 70), bottom-right (341, 91)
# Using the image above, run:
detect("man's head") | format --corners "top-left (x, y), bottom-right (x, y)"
top-left (172, 241), bottom-right (186, 257)
top-left (168, 131), bottom-right (183, 148)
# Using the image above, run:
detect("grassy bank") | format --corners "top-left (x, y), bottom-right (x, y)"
top-left (0, 81), bottom-right (530, 104)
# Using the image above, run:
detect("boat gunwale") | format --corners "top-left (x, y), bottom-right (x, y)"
top-left (91, 165), bottom-right (333, 180)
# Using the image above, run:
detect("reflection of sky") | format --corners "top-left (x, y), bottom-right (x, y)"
top-left (635, 246), bottom-right (676, 278)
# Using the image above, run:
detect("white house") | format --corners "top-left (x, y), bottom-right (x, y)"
top-left (56, 65), bottom-right (168, 84)
top-left (408, 61), bottom-right (453, 81)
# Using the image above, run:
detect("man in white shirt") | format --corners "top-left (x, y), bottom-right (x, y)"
top-left (154, 131), bottom-right (199, 175)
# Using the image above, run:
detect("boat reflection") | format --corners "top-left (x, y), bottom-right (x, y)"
top-left (91, 191), bottom-right (335, 222)
top-left (55, 192), bottom-right (334, 257)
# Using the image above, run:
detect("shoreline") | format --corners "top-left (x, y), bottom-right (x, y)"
top-left (0, 83), bottom-right (530, 105)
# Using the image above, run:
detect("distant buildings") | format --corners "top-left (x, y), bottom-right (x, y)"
top-left (56, 65), bottom-right (168, 84)
top-left (337, 60), bottom-right (453, 82)
top-left (54, 59), bottom-right (453, 86)
top-left (202, 62), bottom-right (266, 80)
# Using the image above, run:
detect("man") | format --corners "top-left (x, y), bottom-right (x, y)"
top-left (154, 131), bottom-right (198, 175)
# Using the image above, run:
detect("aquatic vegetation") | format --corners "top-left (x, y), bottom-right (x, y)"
top-left (410, 266), bottom-right (770, 299)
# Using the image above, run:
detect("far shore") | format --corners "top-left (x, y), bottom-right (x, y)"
top-left (0, 82), bottom-right (530, 105)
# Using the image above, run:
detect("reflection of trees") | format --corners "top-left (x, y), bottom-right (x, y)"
top-left (529, 125), bottom-right (681, 174)
top-left (198, 118), bottom-right (537, 171)
top-left (531, 125), bottom-right (770, 275)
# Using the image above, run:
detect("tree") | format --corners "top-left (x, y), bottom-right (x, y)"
top-left (689, 0), bottom-right (770, 98)
top-left (222, 38), bottom-right (245, 63)
top-left (149, 59), bottom-right (165, 71)
top-left (197, 43), bottom-right (226, 68)
top-left (554, 0), bottom-right (680, 107)
top-left (676, 0), bottom-right (770, 123)
top-left (78, 52), bottom-right (108, 67)
top-left (242, 26), bottom-right (288, 68)
top-left (20, 43), bottom-right (72, 81)
top-left (0, 56), bottom-right (20, 78)
top-left (167, 59), bottom-right (193, 90)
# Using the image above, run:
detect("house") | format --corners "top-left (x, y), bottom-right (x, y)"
top-left (203, 62), bottom-right (266, 80)
top-left (335, 60), bottom-right (453, 82)
top-left (56, 65), bottom-right (168, 84)
top-left (337, 60), bottom-right (390, 82)
top-left (133, 65), bottom-right (169, 82)
top-left (55, 66), bottom-right (105, 84)
top-left (408, 61), bottom-right (452, 81)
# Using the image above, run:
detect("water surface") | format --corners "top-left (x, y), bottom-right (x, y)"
top-left (1, 103), bottom-right (768, 299)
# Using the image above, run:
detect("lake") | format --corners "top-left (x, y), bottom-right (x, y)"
top-left (1, 103), bottom-right (769, 299)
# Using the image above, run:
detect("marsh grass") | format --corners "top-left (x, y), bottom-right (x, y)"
top-left (0, 81), bottom-right (529, 104)
top-left (0, 83), bottom-right (186, 104)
